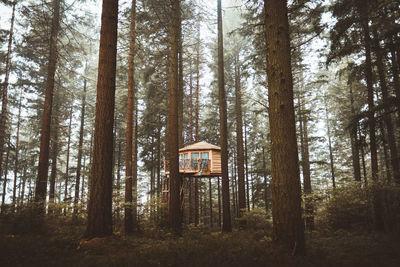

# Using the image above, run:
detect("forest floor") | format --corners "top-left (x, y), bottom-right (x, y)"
top-left (0, 217), bottom-right (400, 267)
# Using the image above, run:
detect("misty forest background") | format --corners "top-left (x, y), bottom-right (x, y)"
top-left (1, 0), bottom-right (400, 266)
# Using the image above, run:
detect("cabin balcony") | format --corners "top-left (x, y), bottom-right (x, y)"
top-left (164, 159), bottom-right (211, 175)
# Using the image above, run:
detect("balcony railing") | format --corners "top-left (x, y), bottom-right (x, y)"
top-left (165, 159), bottom-right (211, 173)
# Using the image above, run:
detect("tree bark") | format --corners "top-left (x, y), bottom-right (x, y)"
top-left (218, 0), bottom-right (232, 233)
top-left (34, 0), bottom-right (61, 212)
top-left (168, 0), bottom-right (182, 234)
top-left (264, 0), bottom-right (305, 254)
top-left (85, 0), bottom-right (118, 238)
top-left (178, 4), bottom-right (184, 148)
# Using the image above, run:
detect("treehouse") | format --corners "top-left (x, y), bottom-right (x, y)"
top-left (162, 141), bottom-right (222, 202)
top-left (164, 141), bottom-right (222, 177)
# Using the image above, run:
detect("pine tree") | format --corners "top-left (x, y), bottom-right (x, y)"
top-left (218, 0), bottom-right (231, 233)
top-left (85, 0), bottom-right (119, 238)
top-left (125, 0), bottom-right (136, 234)
top-left (264, 0), bottom-right (305, 254)
top-left (168, 0), bottom-right (182, 234)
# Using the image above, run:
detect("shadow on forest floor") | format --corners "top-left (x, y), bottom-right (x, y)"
top-left (0, 217), bottom-right (399, 267)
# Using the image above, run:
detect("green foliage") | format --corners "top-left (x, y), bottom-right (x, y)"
top-left (317, 183), bottom-right (400, 232)
top-left (239, 208), bottom-right (272, 232)
top-left (317, 183), bottom-right (370, 231)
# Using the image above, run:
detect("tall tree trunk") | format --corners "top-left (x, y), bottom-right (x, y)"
top-left (1, 140), bottom-right (10, 213)
top-left (156, 124), bottom-right (161, 222)
top-left (379, 119), bottom-right (392, 182)
top-left (218, 0), bottom-right (231, 233)
top-left (231, 159), bottom-right (237, 219)
top-left (19, 167), bottom-right (27, 209)
top-left (125, 0), bottom-right (136, 234)
top-left (168, 0), bottom-right (182, 234)
top-left (358, 127), bottom-right (368, 185)
top-left (298, 91), bottom-right (314, 230)
top-left (133, 90), bottom-right (139, 229)
top-left (250, 165), bottom-right (255, 210)
top-left (0, 1), bottom-right (16, 191)
top-left (349, 85), bottom-right (361, 182)
top-left (195, 177), bottom-right (199, 226)
top-left (194, 24), bottom-right (201, 227)
top-left (2, 143), bottom-right (10, 211)
top-left (12, 92), bottom-right (22, 211)
top-left (244, 121), bottom-right (250, 211)
top-left (150, 137), bottom-right (155, 222)
top-left (209, 177), bottom-right (213, 225)
top-left (358, 3), bottom-right (379, 182)
top-left (74, 79), bottom-right (87, 217)
top-left (302, 118), bottom-right (314, 230)
top-left (299, 95), bottom-right (314, 231)
top-left (195, 25), bottom-right (200, 143)
top-left (388, 37), bottom-right (400, 122)
top-left (178, 5), bottom-right (184, 148)
top-left (217, 176), bottom-right (221, 227)
top-left (358, 4), bottom-right (383, 231)
top-left (64, 106), bottom-right (73, 215)
top-left (85, 0), bottom-right (118, 238)
top-left (261, 145), bottom-right (268, 213)
top-left (189, 60), bottom-right (194, 142)
top-left (234, 56), bottom-right (246, 227)
top-left (264, 0), bottom-right (305, 254)
top-left (35, 0), bottom-right (61, 212)
top-left (373, 29), bottom-right (400, 183)
top-left (116, 139), bottom-right (121, 222)
top-left (324, 96), bottom-right (336, 188)
top-left (48, 100), bottom-right (59, 214)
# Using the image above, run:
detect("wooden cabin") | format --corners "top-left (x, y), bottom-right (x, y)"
top-left (164, 141), bottom-right (222, 177)
top-left (162, 141), bottom-right (222, 202)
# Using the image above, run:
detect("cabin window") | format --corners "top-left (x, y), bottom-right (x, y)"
top-left (191, 152), bottom-right (199, 170)
top-left (179, 154), bottom-right (183, 169)
top-left (184, 153), bottom-right (189, 169)
top-left (201, 152), bottom-right (209, 170)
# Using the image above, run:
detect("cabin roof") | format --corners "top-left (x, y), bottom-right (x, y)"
top-left (179, 141), bottom-right (221, 152)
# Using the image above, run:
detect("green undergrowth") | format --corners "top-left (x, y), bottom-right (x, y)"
top-left (0, 216), bottom-right (400, 267)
